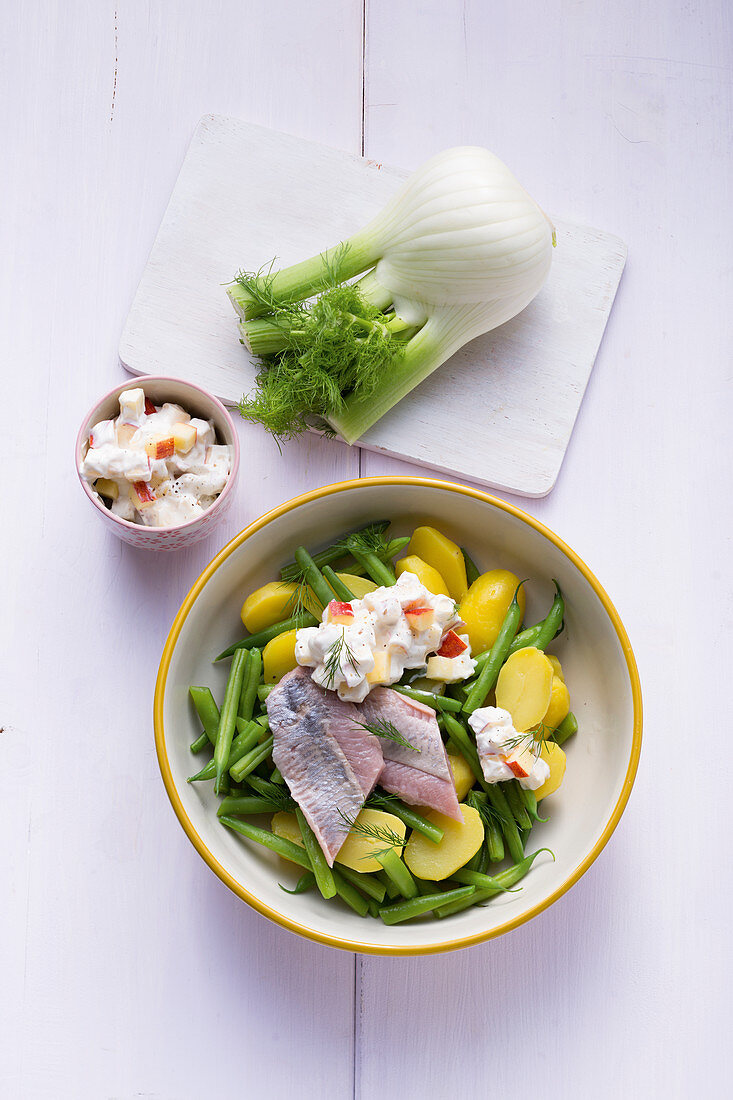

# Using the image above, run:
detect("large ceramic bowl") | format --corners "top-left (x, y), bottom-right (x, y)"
top-left (154, 477), bottom-right (642, 954)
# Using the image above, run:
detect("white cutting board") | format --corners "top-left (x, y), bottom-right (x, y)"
top-left (120, 115), bottom-right (626, 497)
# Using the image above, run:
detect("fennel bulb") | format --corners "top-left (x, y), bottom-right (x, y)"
top-left (229, 146), bottom-right (554, 444)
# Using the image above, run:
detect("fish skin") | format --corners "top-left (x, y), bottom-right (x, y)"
top-left (267, 668), bottom-right (383, 865)
top-left (360, 687), bottom-right (462, 820)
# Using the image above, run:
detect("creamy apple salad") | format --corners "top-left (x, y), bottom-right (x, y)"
top-left (80, 387), bottom-right (232, 527)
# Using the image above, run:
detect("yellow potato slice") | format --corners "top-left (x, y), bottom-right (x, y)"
top-left (448, 751), bottom-right (476, 801)
top-left (495, 647), bottom-right (553, 732)
top-left (335, 573), bottom-right (377, 600)
top-left (533, 741), bottom-right (567, 800)
top-left (459, 569), bottom-right (526, 654)
top-left (262, 629), bottom-right (298, 683)
top-left (542, 675), bottom-right (570, 731)
top-left (271, 808), bottom-right (406, 873)
top-left (406, 526), bottom-right (468, 601)
top-left (546, 654), bottom-right (564, 682)
top-left (241, 581), bottom-right (320, 632)
top-left (395, 555), bottom-right (450, 597)
top-left (404, 804), bottom-right (484, 881)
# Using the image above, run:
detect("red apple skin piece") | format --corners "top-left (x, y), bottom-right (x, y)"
top-left (505, 745), bottom-right (535, 778)
top-left (131, 481), bottom-right (156, 509)
top-left (327, 600), bottom-right (354, 625)
top-left (405, 604), bottom-right (435, 630)
top-left (144, 398), bottom-right (156, 415)
top-left (144, 436), bottom-right (175, 460)
top-left (436, 629), bottom-right (468, 658)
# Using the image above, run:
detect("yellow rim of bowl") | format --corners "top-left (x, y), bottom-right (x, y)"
top-left (154, 476), bottom-right (643, 955)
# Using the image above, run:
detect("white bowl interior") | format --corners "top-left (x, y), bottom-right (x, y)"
top-left (159, 481), bottom-right (638, 953)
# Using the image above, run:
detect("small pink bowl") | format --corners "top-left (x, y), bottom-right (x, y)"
top-left (75, 375), bottom-right (240, 551)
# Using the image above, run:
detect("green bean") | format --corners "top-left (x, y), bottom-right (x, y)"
top-left (215, 613), bottom-right (319, 662)
top-left (461, 547), bottom-right (481, 587)
top-left (436, 849), bottom-right (553, 917)
top-left (484, 784), bottom-right (525, 863)
top-left (217, 795), bottom-right (277, 817)
top-left (508, 582), bottom-right (564, 656)
top-left (331, 869), bottom-right (369, 916)
top-left (294, 546), bottom-right (334, 608)
top-left (503, 780), bottom-right (533, 831)
top-left (380, 886), bottom-right (475, 924)
top-left (219, 816), bottom-right (311, 869)
top-left (377, 869), bottom-right (400, 900)
top-left (349, 545), bottom-right (396, 588)
top-left (188, 716), bottom-right (265, 783)
top-left (189, 686), bottom-right (220, 746)
top-left (518, 785), bottom-right (547, 823)
top-left (279, 521), bottom-right (390, 580)
top-left (376, 847), bottom-right (417, 898)
top-left (229, 735), bottom-right (274, 784)
top-left (367, 794), bottom-right (444, 844)
top-left (366, 896), bottom-right (381, 919)
top-left (553, 711), bottom-right (578, 746)
top-left (321, 566), bottom-right (355, 602)
top-left (279, 871), bottom-right (315, 895)
top-left (189, 730), bottom-right (210, 754)
top-left (415, 877), bottom-right (438, 896)
top-left (442, 714), bottom-right (483, 783)
top-left (463, 581), bottom-right (525, 715)
top-left (335, 865), bottom-right (387, 903)
top-left (270, 766), bottom-right (284, 784)
top-left (485, 818), bottom-right (504, 863)
top-left (257, 683), bottom-right (275, 703)
top-left (238, 649), bottom-right (261, 721)
top-left (394, 686), bottom-right (462, 712)
top-left (294, 807), bottom-right (336, 900)
top-left (214, 648), bottom-right (249, 794)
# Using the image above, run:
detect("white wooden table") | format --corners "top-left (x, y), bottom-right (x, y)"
top-left (3, 2), bottom-right (730, 1096)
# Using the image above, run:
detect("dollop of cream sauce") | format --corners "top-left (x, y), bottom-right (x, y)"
top-left (468, 705), bottom-right (551, 790)
top-left (295, 572), bottom-right (474, 703)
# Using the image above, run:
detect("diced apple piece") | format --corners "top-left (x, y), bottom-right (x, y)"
top-left (129, 480), bottom-right (156, 510)
top-left (326, 600), bottom-right (354, 626)
top-left (436, 629), bottom-right (468, 658)
top-left (426, 655), bottom-right (466, 682)
top-left (505, 744), bottom-right (537, 779)
top-left (404, 603), bottom-right (435, 631)
top-left (93, 478), bottom-right (118, 501)
top-left (367, 649), bottom-right (390, 684)
top-left (118, 387), bottom-right (145, 422)
top-left (144, 435), bottom-right (175, 460)
top-left (116, 422), bottom-right (137, 446)
top-left (173, 421), bottom-right (197, 454)
top-left (144, 397), bottom-right (156, 415)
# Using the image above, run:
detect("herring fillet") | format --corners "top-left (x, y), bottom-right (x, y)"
top-left (361, 687), bottom-right (462, 821)
top-left (267, 668), bottom-right (383, 865)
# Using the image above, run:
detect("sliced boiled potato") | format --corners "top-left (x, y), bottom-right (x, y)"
top-left (459, 569), bottom-right (526, 654)
top-left (406, 526), bottom-right (468, 602)
top-left (533, 741), bottom-right (567, 801)
top-left (241, 581), bottom-right (319, 633)
top-left (271, 808), bottom-right (406, 873)
top-left (495, 647), bottom-right (553, 732)
top-left (334, 573), bottom-right (377, 600)
top-left (546, 654), bottom-right (564, 682)
top-left (395, 554), bottom-right (450, 597)
top-left (543, 675), bottom-right (570, 731)
top-left (335, 809), bottom-right (406, 873)
top-left (448, 751), bottom-right (476, 801)
top-left (263, 629), bottom-right (298, 683)
top-left (404, 804), bottom-right (484, 881)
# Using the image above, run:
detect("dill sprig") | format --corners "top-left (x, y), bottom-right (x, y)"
top-left (237, 250), bottom-right (404, 440)
top-left (245, 775), bottom-right (295, 812)
top-left (337, 808), bottom-right (406, 860)
top-left (353, 717), bottom-right (421, 753)
top-left (323, 631), bottom-right (360, 689)
top-left (466, 789), bottom-right (511, 830)
top-left (500, 722), bottom-right (553, 763)
top-left (339, 524), bottom-right (392, 557)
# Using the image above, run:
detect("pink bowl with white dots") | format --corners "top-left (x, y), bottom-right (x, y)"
top-left (75, 375), bottom-right (240, 551)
